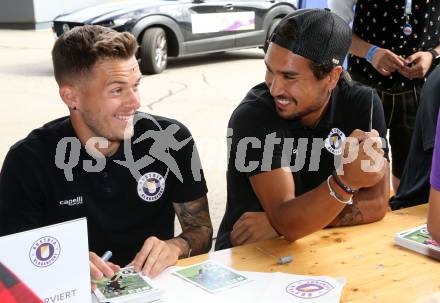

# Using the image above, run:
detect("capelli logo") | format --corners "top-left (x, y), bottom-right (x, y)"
top-left (59, 196), bottom-right (83, 206)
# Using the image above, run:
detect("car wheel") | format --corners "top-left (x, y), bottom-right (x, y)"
top-left (264, 18), bottom-right (282, 53)
top-left (140, 27), bottom-right (168, 74)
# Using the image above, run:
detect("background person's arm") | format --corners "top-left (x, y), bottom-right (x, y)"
top-left (351, 34), bottom-right (407, 76)
top-left (428, 187), bottom-right (440, 243)
top-left (427, 108), bottom-right (440, 243)
top-left (330, 0), bottom-right (407, 76)
top-left (399, 44), bottom-right (440, 80)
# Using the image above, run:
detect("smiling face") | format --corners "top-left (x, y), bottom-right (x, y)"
top-left (264, 43), bottom-right (339, 126)
top-left (65, 56), bottom-right (142, 154)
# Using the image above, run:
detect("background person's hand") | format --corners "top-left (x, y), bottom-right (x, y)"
top-left (338, 129), bottom-right (386, 190)
top-left (231, 212), bottom-right (280, 246)
top-left (370, 48), bottom-right (407, 76)
top-left (130, 236), bottom-right (179, 278)
top-left (89, 251), bottom-right (120, 291)
top-left (399, 51), bottom-right (433, 79)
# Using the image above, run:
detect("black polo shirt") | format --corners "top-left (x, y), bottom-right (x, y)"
top-left (390, 65), bottom-right (440, 209)
top-left (215, 80), bottom-right (388, 250)
top-left (0, 113), bottom-right (207, 266)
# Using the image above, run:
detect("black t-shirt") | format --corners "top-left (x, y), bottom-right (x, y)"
top-left (349, 0), bottom-right (440, 92)
top-left (390, 65), bottom-right (440, 209)
top-left (0, 112), bottom-right (207, 266)
top-left (215, 81), bottom-right (388, 250)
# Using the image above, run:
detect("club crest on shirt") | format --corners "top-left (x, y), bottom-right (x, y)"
top-left (137, 172), bottom-right (165, 202)
top-left (325, 128), bottom-right (346, 155)
top-left (286, 279), bottom-right (334, 299)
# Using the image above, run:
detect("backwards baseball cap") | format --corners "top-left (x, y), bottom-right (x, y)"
top-left (269, 8), bottom-right (351, 66)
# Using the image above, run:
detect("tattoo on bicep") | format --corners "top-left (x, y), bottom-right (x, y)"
top-left (337, 202), bottom-right (364, 226)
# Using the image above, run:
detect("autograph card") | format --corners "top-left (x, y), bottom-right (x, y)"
top-left (173, 261), bottom-right (249, 293)
top-left (94, 266), bottom-right (162, 302)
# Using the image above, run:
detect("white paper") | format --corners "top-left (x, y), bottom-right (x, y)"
top-left (91, 264), bottom-right (345, 303)
top-left (0, 218), bottom-right (91, 303)
top-left (259, 272), bottom-right (345, 303)
top-left (153, 267), bottom-right (273, 303)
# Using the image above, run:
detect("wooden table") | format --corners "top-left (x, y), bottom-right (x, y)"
top-left (178, 205), bottom-right (440, 303)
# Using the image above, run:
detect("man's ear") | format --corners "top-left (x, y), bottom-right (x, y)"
top-left (59, 85), bottom-right (80, 111)
top-left (328, 66), bottom-right (343, 90)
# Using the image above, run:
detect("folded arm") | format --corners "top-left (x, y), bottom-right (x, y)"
top-left (250, 168), bottom-right (347, 241)
top-left (247, 130), bottom-right (388, 242)
top-left (329, 161), bottom-right (389, 227)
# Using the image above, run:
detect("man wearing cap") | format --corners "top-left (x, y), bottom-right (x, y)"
top-left (215, 9), bottom-right (390, 250)
top-left (329, 0), bottom-right (440, 194)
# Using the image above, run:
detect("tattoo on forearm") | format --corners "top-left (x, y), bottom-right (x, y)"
top-left (336, 202), bottom-right (364, 226)
top-left (174, 196), bottom-right (213, 256)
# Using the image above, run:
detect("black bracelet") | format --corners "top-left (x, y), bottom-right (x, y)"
top-left (332, 171), bottom-right (357, 194)
top-left (429, 49), bottom-right (440, 61)
top-left (178, 235), bottom-right (192, 258)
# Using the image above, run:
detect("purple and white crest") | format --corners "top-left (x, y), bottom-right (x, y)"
top-left (286, 279), bottom-right (334, 299)
top-left (29, 236), bottom-right (61, 267)
top-left (137, 172), bottom-right (165, 202)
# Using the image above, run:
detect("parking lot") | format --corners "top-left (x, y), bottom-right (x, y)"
top-left (0, 28), bottom-right (267, 237)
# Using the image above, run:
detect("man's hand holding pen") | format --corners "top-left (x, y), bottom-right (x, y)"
top-left (337, 129), bottom-right (387, 191)
top-left (89, 250), bottom-right (120, 292)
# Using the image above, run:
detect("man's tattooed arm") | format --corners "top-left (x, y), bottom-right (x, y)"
top-left (333, 201), bottom-right (364, 226)
top-left (171, 195), bottom-right (213, 258)
top-left (329, 165), bottom-right (390, 227)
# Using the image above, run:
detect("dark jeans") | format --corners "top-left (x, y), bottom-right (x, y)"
top-left (377, 87), bottom-right (420, 178)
